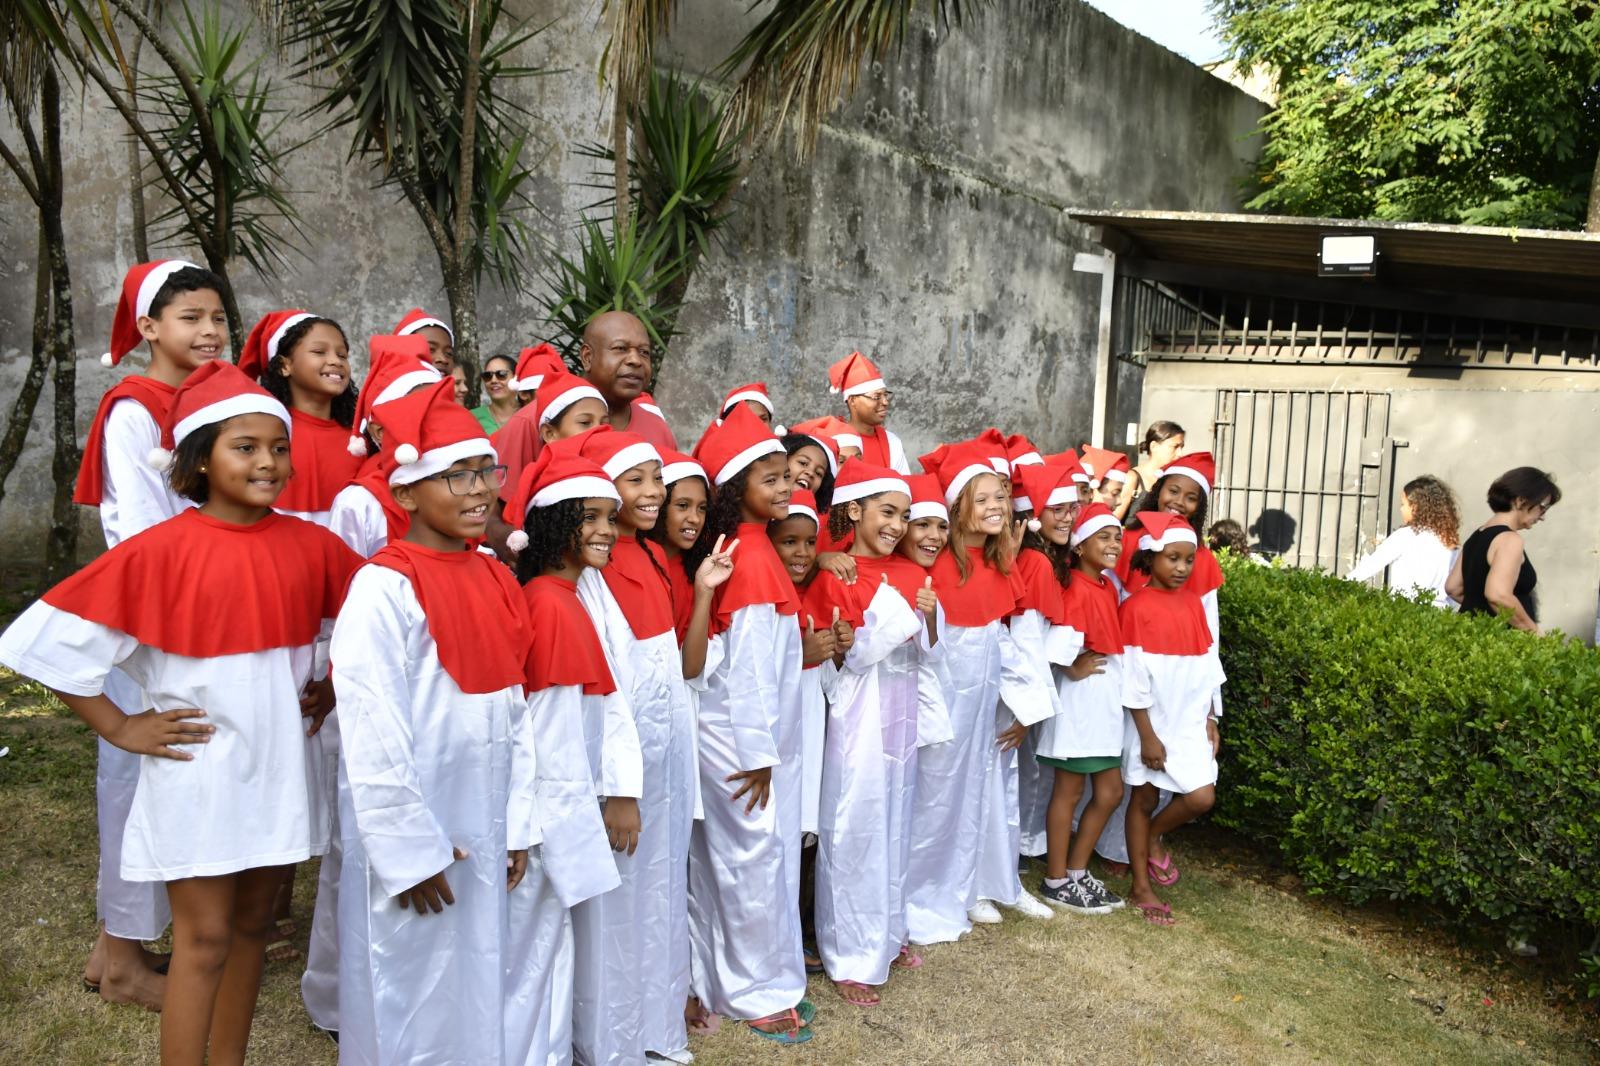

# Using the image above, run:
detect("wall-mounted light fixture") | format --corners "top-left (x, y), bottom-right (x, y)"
top-left (1318, 234), bottom-right (1378, 277)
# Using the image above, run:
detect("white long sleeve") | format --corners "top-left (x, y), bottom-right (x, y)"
top-left (998, 615), bottom-right (1061, 727)
top-left (718, 604), bottom-right (787, 772)
top-left (100, 400), bottom-right (186, 547)
top-left (525, 685), bottom-right (622, 908)
top-left (841, 582), bottom-right (922, 673)
top-left (1347, 526), bottom-right (1416, 584)
top-left (327, 484), bottom-right (388, 558)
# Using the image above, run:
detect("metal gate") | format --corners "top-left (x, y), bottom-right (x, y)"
top-left (1211, 390), bottom-right (1402, 576)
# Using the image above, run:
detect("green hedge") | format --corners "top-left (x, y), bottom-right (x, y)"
top-left (1213, 554), bottom-right (1600, 977)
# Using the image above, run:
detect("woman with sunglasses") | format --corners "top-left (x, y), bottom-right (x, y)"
top-left (470, 353), bottom-right (521, 433)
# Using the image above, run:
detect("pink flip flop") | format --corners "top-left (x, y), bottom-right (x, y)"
top-left (1135, 901), bottom-right (1175, 926)
top-left (892, 946), bottom-right (924, 970)
top-left (1148, 852), bottom-right (1180, 887)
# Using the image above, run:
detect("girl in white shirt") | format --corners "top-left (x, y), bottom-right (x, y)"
top-left (1347, 476), bottom-right (1461, 607)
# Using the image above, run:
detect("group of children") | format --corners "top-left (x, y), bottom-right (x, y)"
top-left (0, 259), bottom-right (1229, 1065)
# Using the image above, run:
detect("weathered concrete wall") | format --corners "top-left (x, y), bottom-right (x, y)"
top-left (1142, 359), bottom-right (1600, 641)
top-left (0, 0), bottom-right (1263, 564)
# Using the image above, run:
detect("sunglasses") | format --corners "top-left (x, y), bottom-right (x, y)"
top-left (483, 369), bottom-right (512, 381)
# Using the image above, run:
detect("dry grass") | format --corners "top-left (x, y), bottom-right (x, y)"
top-left (2, 668), bottom-right (1596, 1065)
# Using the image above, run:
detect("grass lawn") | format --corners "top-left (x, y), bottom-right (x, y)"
top-left (2, 667), bottom-right (1596, 1065)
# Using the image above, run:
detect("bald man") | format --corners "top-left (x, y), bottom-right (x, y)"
top-left (577, 310), bottom-right (678, 453)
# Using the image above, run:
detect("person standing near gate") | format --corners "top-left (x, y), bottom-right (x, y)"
top-left (1116, 421), bottom-right (1186, 519)
top-left (1446, 467), bottom-right (1560, 635)
top-left (1346, 475), bottom-right (1461, 608)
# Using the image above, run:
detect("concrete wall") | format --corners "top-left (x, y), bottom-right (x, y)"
top-left (1142, 359), bottom-right (1600, 640)
top-left (0, 0), bottom-right (1264, 564)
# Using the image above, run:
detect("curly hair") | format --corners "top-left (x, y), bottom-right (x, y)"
top-left (1401, 475), bottom-right (1460, 549)
top-left (1124, 473), bottom-right (1208, 535)
top-left (782, 433), bottom-right (836, 510)
top-left (259, 316), bottom-right (358, 428)
top-left (829, 490), bottom-right (894, 543)
top-left (515, 498), bottom-right (584, 583)
top-left (1206, 518), bottom-right (1249, 555)
top-left (1019, 514), bottom-right (1075, 588)
top-left (167, 423), bottom-right (222, 504)
top-left (948, 479), bottom-right (1009, 583)
top-left (685, 468), bottom-right (749, 579)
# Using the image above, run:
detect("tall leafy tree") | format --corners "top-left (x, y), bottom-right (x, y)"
top-left (1213, 0), bottom-right (1600, 230)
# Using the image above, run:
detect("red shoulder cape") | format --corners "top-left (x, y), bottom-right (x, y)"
top-left (73, 377), bottom-right (177, 506)
top-left (930, 546), bottom-right (1018, 628)
top-left (601, 535), bottom-right (676, 640)
top-left (710, 521), bottom-right (800, 635)
top-left (523, 574), bottom-right (617, 695)
top-left (276, 409), bottom-right (363, 513)
top-left (1012, 548), bottom-right (1067, 624)
top-left (368, 540), bottom-right (531, 694)
top-left (43, 509), bottom-right (358, 656)
top-left (1118, 586), bottom-right (1213, 655)
top-left (802, 552), bottom-right (924, 630)
top-left (1062, 569), bottom-right (1123, 654)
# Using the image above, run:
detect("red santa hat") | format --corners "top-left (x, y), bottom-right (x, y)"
top-left (509, 343), bottom-right (568, 393)
top-left (238, 309), bottom-right (316, 380)
top-left (827, 351), bottom-right (887, 399)
top-left (1014, 462), bottom-right (1078, 526)
top-left (374, 377), bottom-right (496, 485)
top-left (349, 335), bottom-right (442, 456)
top-left (786, 424), bottom-right (841, 476)
top-left (790, 415), bottom-right (858, 457)
top-left (659, 447), bottom-right (708, 488)
top-left (720, 381), bottom-right (780, 427)
top-left (535, 372), bottom-right (607, 427)
top-left (147, 359), bottom-right (290, 470)
top-left (1046, 449), bottom-right (1091, 485)
top-left (556, 425), bottom-right (661, 480)
top-left (973, 428), bottom-right (1011, 476)
top-left (786, 488), bottom-right (820, 528)
top-left (103, 259), bottom-right (203, 367)
top-left (1133, 510), bottom-right (1199, 551)
top-left (503, 448), bottom-right (622, 553)
top-left (1099, 451), bottom-right (1131, 484)
top-left (692, 401), bottom-right (785, 486)
top-left (906, 473), bottom-right (948, 522)
top-left (1081, 446), bottom-right (1131, 486)
top-left (1162, 451), bottom-right (1215, 497)
top-left (1006, 433), bottom-right (1045, 469)
top-left (831, 458), bottom-right (911, 506)
top-left (1071, 502), bottom-right (1123, 548)
top-left (393, 307), bottom-right (453, 341)
top-left (922, 440), bottom-right (999, 507)
top-left (635, 392), bottom-right (665, 420)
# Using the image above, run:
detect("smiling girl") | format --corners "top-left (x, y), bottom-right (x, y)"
top-left (2, 361), bottom-right (358, 1065)
top-left (645, 450), bottom-right (711, 640)
top-left (686, 404), bottom-right (815, 1045)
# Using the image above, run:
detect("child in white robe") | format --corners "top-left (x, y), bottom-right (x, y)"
top-left (2, 361), bottom-right (357, 1061)
top-left (331, 379), bottom-right (540, 1065)
top-left (1120, 512), bottom-right (1228, 927)
top-left (802, 464), bottom-right (940, 1007)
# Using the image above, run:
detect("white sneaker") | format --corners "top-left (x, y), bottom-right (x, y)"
top-left (1004, 891), bottom-right (1055, 920)
top-left (967, 900), bottom-right (1002, 924)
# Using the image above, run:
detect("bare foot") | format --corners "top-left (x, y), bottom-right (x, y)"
top-left (834, 980), bottom-right (880, 1007)
top-left (86, 930), bottom-right (168, 989)
top-left (82, 929), bottom-right (107, 987)
top-left (98, 957), bottom-right (166, 1012)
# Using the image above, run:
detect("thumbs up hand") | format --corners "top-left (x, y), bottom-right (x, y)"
top-left (915, 574), bottom-right (938, 615)
top-left (831, 605), bottom-right (855, 655)
top-left (802, 612), bottom-right (836, 665)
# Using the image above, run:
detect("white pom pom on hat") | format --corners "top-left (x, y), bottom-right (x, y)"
top-left (505, 529), bottom-right (529, 552)
top-left (101, 352), bottom-right (115, 368)
top-left (395, 443), bottom-right (420, 465)
top-left (1027, 518), bottom-right (1042, 533)
top-left (347, 434), bottom-right (369, 457)
top-left (146, 446), bottom-right (173, 472)
top-left (773, 423), bottom-right (787, 437)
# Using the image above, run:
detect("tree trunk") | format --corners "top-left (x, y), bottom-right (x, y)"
top-left (450, 0), bottom-right (484, 394)
top-left (443, 263), bottom-right (479, 404)
top-left (199, 245), bottom-right (245, 358)
top-left (1587, 140), bottom-right (1600, 233)
top-left (614, 80), bottom-right (632, 225)
top-left (127, 0), bottom-right (154, 261)
top-left (41, 67), bottom-right (79, 581)
top-left (0, 220), bottom-right (54, 509)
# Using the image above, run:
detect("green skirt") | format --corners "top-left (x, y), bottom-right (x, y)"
top-left (1037, 754), bottom-right (1121, 774)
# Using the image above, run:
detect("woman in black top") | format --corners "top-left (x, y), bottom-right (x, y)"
top-left (1446, 467), bottom-right (1560, 634)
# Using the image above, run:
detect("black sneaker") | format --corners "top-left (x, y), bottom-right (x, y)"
top-left (1039, 877), bottom-right (1113, 915)
top-left (1077, 873), bottom-right (1125, 910)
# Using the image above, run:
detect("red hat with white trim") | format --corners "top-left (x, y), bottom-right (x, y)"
top-left (503, 448), bottom-right (622, 553)
top-left (103, 259), bottom-right (203, 367)
top-left (922, 440), bottom-right (1000, 507)
top-left (1070, 502), bottom-right (1123, 548)
top-left (831, 458), bottom-right (911, 506)
top-left (659, 447), bottom-right (708, 488)
top-left (393, 307), bottom-right (453, 342)
top-left (1162, 451), bottom-right (1216, 496)
top-left (374, 377), bottom-right (495, 485)
top-left (1133, 510), bottom-right (1199, 551)
top-left (555, 425), bottom-right (661, 480)
top-left (349, 335), bottom-right (442, 456)
top-left (147, 359), bottom-right (290, 470)
top-left (1006, 433), bottom-right (1045, 469)
top-left (1081, 446), bottom-right (1131, 486)
top-left (972, 428), bottom-right (1011, 476)
top-left (1099, 451), bottom-right (1131, 484)
top-left (1015, 462), bottom-right (1077, 523)
top-left (906, 473), bottom-right (948, 522)
top-left (1045, 449), bottom-right (1091, 485)
top-left (786, 489), bottom-right (820, 528)
top-left (720, 382), bottom-right (777, 423)
top-left (535, 372), bottom-right (607, 427)
top-left (509, 343), bottom-right (568, 393)
top-left (827, 351), bottom-right (887, 399)
top-left (238, 309), bottom-right (316, 380)
top-left (791, 415), bottom-right (858, 458)
top-left (692, 401), bottom-right (785, 486)
top-left (635, 392), bottom-right (665, 420)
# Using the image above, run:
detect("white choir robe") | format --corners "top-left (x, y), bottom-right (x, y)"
top-left (573, 570), bottom-right (695, 1064)
top-left (973, 617), bottom-right (1060, 908)
top-left (799, 659), bottom-right (839, 838)
top-left (96, 400), bottom-right (187, 939)
top-left (1121, 642), bottom-right (1226, 795)
top-left (816, 585), bottom-right (936, 985)
top-left (1013, 610), bottom-right (1077, 859)
top-left (0, 602), bottom-right (323, 880)
top-left (686, 603), bottom-right (807, 1021)
top-left (905, 620), bottom-right (1007, 945)
top-left (331, 566), bottom-right (538, 1066)
top-left (506, 681), bottom-right (623, 1066)
top-left (327, 483), bottom-right (389, 560)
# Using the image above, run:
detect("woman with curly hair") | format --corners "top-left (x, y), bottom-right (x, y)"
top-left (1348, 475), bottom-right (1462, 608)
